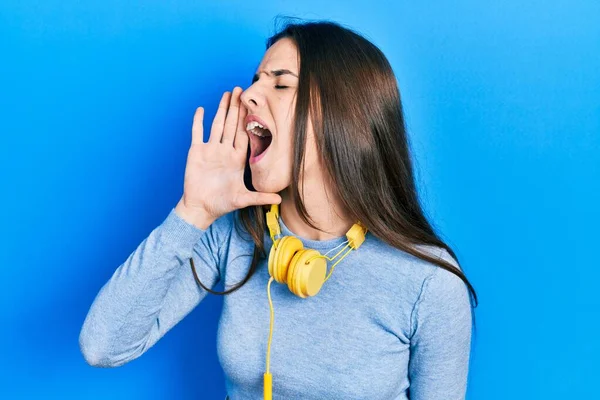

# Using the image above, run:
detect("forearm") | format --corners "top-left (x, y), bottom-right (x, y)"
top-left (79, 207), bottom-right (208, 367)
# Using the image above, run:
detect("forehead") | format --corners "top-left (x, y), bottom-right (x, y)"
top-left (257, 37), bottom-right (299, 72)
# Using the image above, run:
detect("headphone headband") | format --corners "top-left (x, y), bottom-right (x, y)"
top-left (266, 204), bottom-right (367, 249)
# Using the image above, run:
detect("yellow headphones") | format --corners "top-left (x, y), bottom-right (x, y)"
top-left (262, 203), bottom-right (368, 399)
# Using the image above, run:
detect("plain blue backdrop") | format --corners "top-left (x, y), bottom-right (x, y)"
top-left (1, 1), bottom-right (598, 399)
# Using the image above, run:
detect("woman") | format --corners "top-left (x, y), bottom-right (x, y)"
top-left (80, 19), bottom-right (477, 400)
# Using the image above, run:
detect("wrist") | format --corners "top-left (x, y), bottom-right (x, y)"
top-left (175, 198), bottom-right (215, 230)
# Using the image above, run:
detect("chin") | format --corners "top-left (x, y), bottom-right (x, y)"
top-left (251, 174), bottom-right (288, 197)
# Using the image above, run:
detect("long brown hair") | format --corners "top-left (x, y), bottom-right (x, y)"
top-left (191, 18), bottom-right (478, 315)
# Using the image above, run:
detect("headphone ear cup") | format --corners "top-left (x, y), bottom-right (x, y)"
top-left (286, 250), bottom-right (302, 295)
top-left (287, 249), bottom-right (327, 298)
top-left (273, 236), bottom-right (303, 284)
top-left (267, 238), bottom-right (280, 280)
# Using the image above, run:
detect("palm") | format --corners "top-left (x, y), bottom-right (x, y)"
top-left (184, 143), bottom-right (248, 216)
top-left (180, 87), bottom-right (281, 219)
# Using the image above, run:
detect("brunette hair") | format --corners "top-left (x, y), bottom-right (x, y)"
top-left (190, 18), bottom-right (478, 316)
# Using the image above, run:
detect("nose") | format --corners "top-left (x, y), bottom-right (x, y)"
top-left (240, 83), bottom-right (263, 110)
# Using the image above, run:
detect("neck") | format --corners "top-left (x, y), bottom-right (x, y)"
top-left (277, 175), bottom-right (354, 241)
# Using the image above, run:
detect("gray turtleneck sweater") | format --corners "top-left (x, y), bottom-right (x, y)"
top-left (79, 206), bottom-right (473, 399)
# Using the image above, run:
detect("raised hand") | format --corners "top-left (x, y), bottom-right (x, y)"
top-left (175, 87), bottom-right (282, 229)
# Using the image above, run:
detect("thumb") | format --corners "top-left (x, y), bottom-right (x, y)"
top-left (237, 191), bottom-right (282, 208)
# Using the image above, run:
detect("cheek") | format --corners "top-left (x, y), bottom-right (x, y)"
top-left (272, 136), bottom-right (294, 180)
top-left (271, 121), bottom-right (294, 162)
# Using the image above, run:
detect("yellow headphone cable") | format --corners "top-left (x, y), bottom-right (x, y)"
top-left (262, 204), bottom-right (368, 399)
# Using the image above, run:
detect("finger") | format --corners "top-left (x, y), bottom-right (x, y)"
top-left (236, 191), bottom-right (282, 208)
top-left (191, 107), bottom-right (204, 145)
top-left (221, 87), bottom-right (242, 145)
top-left (234, 103), bottom-right (249, 153)
top-left (208, 91), bottom-right (231, 144)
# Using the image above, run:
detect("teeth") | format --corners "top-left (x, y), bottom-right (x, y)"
top-left (246, 120), bottom-right (270, 137)
top-left (246, 121), bottom-right (264, 130)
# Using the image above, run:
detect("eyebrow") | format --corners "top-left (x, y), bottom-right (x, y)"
top-left (252, 69), bottom-right (298, 84)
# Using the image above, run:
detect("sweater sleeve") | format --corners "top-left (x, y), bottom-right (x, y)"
top-left (78, 207), bottom-right (232, 368)
top-left (407, 248), bottom-right (473, 400)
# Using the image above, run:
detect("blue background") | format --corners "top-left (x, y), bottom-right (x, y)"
top-left (1, 1), bottom-right (598, 399)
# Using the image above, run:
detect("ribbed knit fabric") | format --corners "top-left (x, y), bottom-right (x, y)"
top-left (79, 207), bottom-right (473, 400)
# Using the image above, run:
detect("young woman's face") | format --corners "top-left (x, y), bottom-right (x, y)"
top-left (240, 37), bottom-right (320, 195)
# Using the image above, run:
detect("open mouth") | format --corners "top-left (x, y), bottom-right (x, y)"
top-left (247, 122), bottom-right (273, 161)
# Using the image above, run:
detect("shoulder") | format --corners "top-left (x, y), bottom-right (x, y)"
top-left (410, 246), bottom-right (472, 335)
top-left (365, 239), bottom-right (466, 301)
top-left (370, 240), bottom-right (470, 310)
top-left (362, 240), bottom-right (472, 335)
top-left (426, 246), bottom-right (467, 296)
top-left (370, 241), bottom-right (455, 285)
top-left (412, 245), bottom-right (469, 304)
top-left (404, 244), bottom-right (465, 289)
